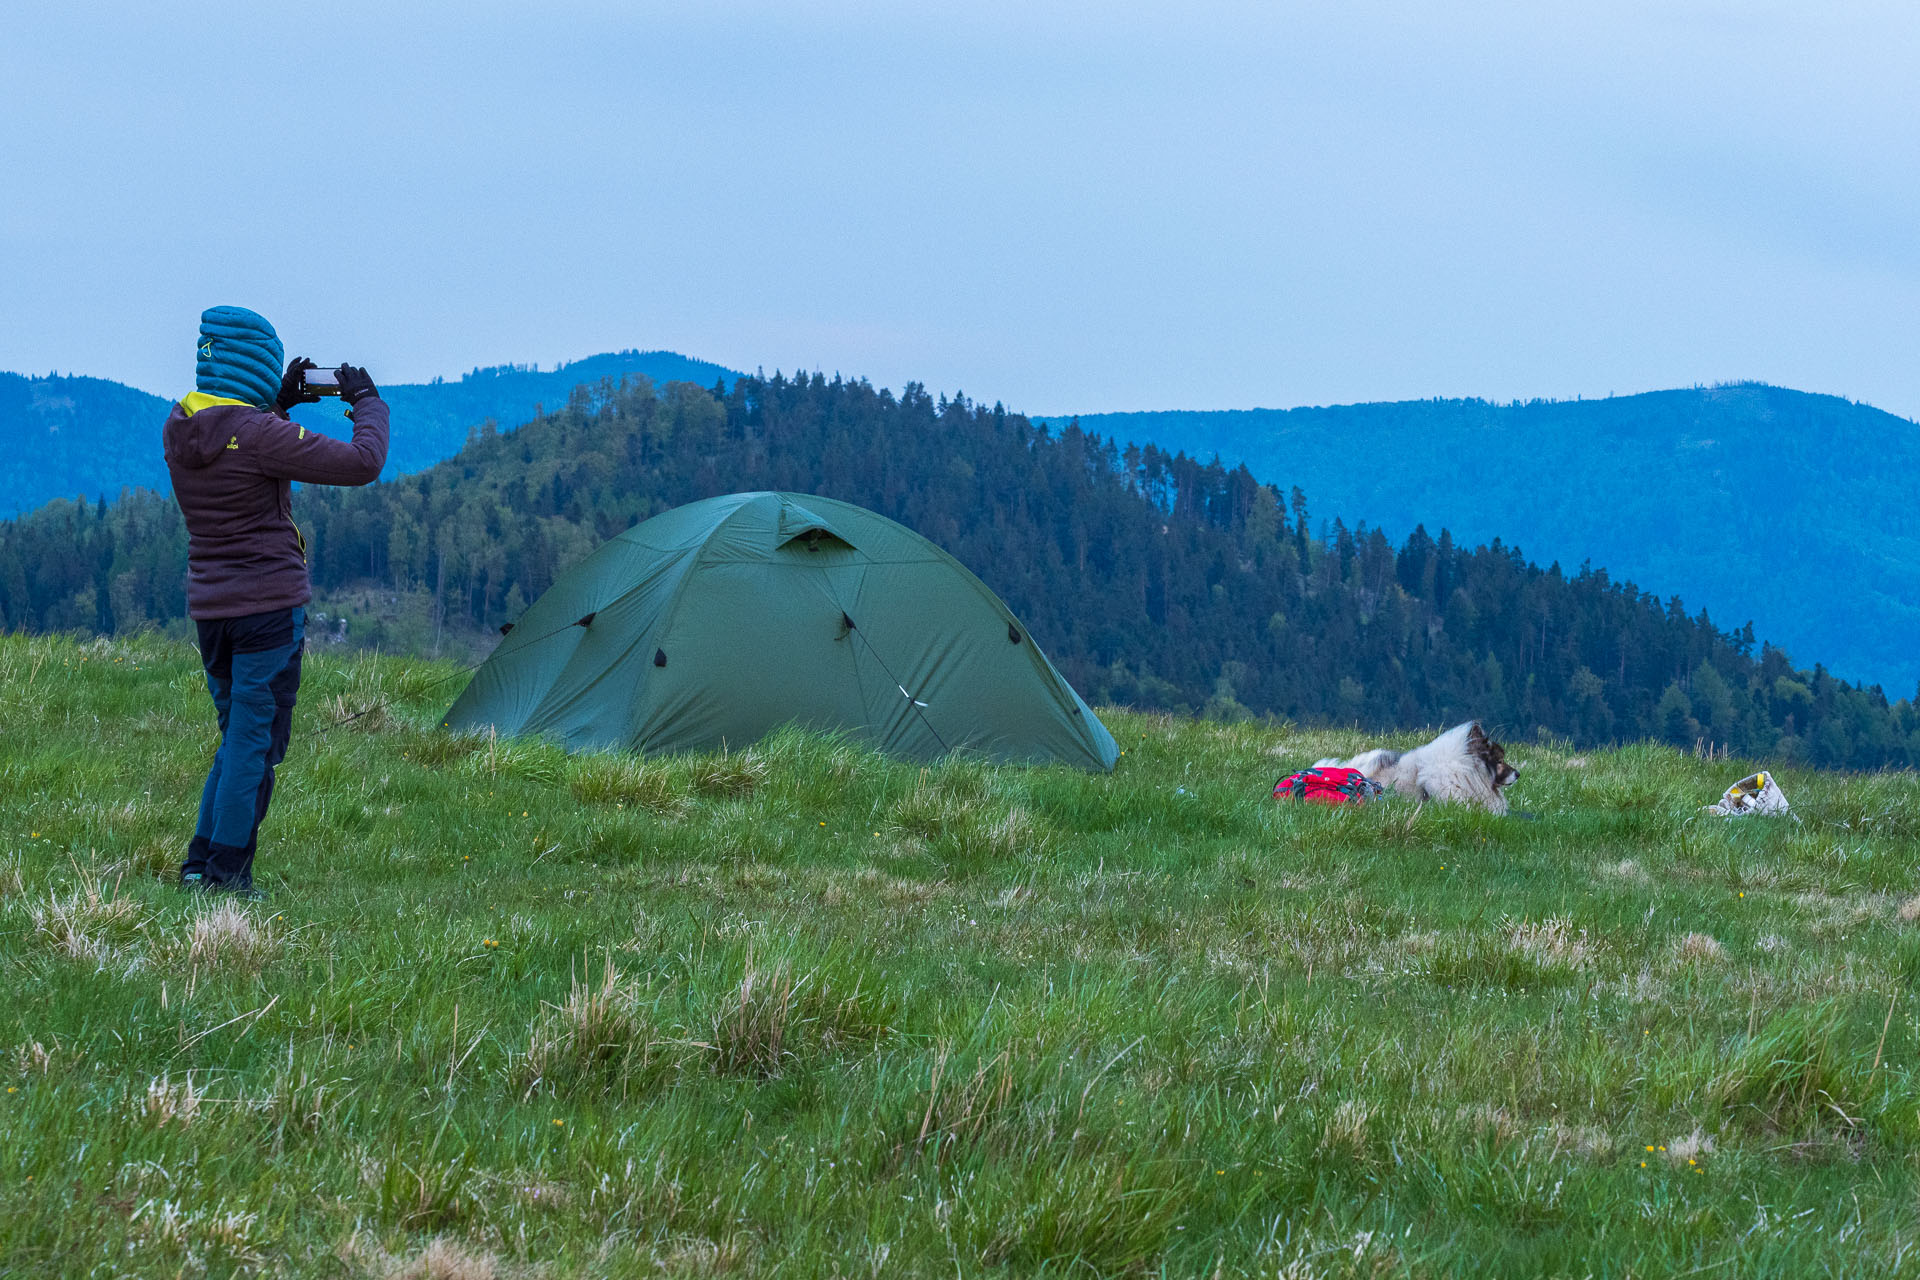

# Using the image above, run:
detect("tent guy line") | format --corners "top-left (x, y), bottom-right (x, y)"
top-left (813, 580), bottom-right (953, 754)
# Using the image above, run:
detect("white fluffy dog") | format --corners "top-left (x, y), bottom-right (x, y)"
top-left (1316, 721), bottom-right (1518, 813)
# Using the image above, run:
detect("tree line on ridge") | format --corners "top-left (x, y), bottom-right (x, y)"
top-left (1, 371), bottom-right (1914, 767)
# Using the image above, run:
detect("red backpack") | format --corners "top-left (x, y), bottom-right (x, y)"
top-left (1273, 766), bottom-right (1384, 806)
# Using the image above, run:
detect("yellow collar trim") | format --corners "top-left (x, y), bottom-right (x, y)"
top-left (180, 391), bottom-right (251, 416)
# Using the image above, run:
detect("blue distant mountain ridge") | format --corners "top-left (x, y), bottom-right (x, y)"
top-left (1042, 383), bottom-right (1920, 695)
top-left (3, 356), bottom-right (1911, 691)
top-left (0, 349), bottom-right (741, 518)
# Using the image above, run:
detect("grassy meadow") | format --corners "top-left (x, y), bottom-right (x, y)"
top-left (5, 630), bottom-right (1920, 1277)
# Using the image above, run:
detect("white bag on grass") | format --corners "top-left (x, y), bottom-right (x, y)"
top-left (1706, 770), bottom-right (1790, 817)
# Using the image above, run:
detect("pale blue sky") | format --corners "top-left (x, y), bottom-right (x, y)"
top-left (3, 1), bottom-right (1916, 417)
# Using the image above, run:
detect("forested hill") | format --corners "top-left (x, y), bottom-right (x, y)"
top-left (21, 365), bottom-right (1920, 699)
top-left (1047, 384), bottom-right (1920, 694)
top-left (0, 350), bottom-right (741, 517)
top-left (4, 372), bottom-right (1915, 767)
top-left (0, 372), bottom-right (169, 521)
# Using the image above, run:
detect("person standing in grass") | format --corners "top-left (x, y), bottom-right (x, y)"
top-left (162, 306), bottom-right (389, 895)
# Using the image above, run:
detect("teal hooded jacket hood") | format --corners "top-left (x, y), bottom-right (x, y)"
top-left (195, 305), bottom-right (283, 408)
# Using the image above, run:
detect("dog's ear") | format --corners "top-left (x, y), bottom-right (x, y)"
top-left (1466, 722), bottom-right (1506, 771)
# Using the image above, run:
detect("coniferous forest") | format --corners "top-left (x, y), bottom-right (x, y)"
top-left (1061, 383), bottom-right (1920, 695)
top-left (3, 373), bottom-right (1915, 767)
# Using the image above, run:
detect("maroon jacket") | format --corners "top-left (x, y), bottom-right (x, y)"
top-left (163, 397), bottom-right (390, 619)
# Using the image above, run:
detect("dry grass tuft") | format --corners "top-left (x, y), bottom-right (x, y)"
top-left (1665, 1126), bottom-right (1715, 1165)
top-left (1507, 916), bottom-right (1598, 970)
top-left (30, 873), bottom-right (145, 963)
top-left (388, 1236), bottom-right (499, 1280)
top-left (979, 805), bottom-right (1045, 859)
top-left (341, 1231), bottom-right (502, 1280)
top-left (144, 1072), bottom-right (203, 1127)
top-left (519, 956), bottom-right (666, 1099)
top-left (1793, 892), bottom-right (1882, 939)
top-left (729, 863), bottom-right (787, 892)
top-left (692, 749), bottom-right (769, 800)
top-left (705, 956), bottom-right (892, 1077)
top-left (889, 771), bottom-right (1049, 865)
top-left (1318, 1099), bottom-right (1376, 1163)
top-left (14, 1040), bottom-right (57, 1075)
top-left (1547, 1122), bottom-right (1614, 1159)
top-left (1673, 932), bottom-right (1726, 965)
top-left (889, 772), bottom-right (976, 841)
top-left (825, 868), bottom-right (947, 908)
top-left (706, 959), bottom-right (810, 1077)
top-left (128, 1200), bottom-right (264, 1267)
top-left (1606, 966), bottom-right (1670, 1004)
top-left (185, 900), bottom-right (277, 971)
top-left (656, 1236), bottom-right (749, 1274)
top-left (1898, 895), bottom-right (1920, 924)
top-left (0, 854), bottom-right (23, 899)
top-left (511, 1177), bottom-right (571, 1211)
top-left (473, 735), bottom-right (562, 786)
top-left (993, 883), bottom-right (1034, 909)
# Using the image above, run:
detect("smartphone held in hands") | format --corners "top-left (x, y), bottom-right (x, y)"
top-left (299, 365), bottom-right (344, 397)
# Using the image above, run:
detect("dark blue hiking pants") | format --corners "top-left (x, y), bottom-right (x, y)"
top-left (183, 607), bottom-right (305, 889)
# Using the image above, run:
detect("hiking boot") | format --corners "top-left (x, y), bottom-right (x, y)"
top-left (209, 876), bottom-right (265, 901)
top-left (179, 871), bottom-right (211, 892)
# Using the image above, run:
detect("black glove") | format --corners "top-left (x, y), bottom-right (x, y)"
top-left (273, 357), bottom-right (321, 414)
top-left (336, 364), bottom-right (379, 408)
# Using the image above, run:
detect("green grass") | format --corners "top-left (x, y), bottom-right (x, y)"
top-left (4, 631), bottom-right (1920, 1277)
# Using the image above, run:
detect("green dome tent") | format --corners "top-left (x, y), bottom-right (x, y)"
top-left (444, 492), bottom-right (1118, 770)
